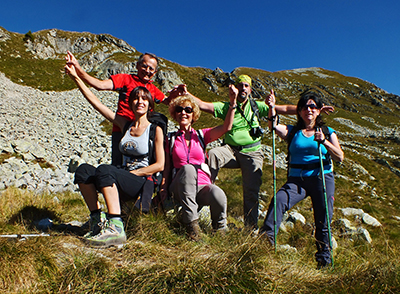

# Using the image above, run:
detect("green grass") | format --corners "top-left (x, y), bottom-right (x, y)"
top-left (1, 152), bottom-right (400, 293)
top-left (1, 27), bottom-right (400, 293)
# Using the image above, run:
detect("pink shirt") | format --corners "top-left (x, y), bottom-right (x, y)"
top-left (169, 128), bottom-right (212, 185)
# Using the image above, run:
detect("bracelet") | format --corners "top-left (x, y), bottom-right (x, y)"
top-left (320, 138), bottom-right (326, 144)
top-left (229, 104), bottom-right (237, 109)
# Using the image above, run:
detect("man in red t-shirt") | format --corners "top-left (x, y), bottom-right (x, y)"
top-left (66, 51), bottom-right (182, 166)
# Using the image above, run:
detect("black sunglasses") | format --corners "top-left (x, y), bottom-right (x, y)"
top-left (175, 106), bottom-right (193, 114)
top-left (302, 103), bottom-right (318, 110)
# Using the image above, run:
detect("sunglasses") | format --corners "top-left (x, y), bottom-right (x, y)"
top-left (175, 106), bottom-right (193, 114)
top-left (302, 104), bottom-right (318, 110)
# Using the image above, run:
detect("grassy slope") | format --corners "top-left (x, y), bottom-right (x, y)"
top-left (0, 28), bottom-right (399, 292)
top-left (0, 188), bottom-right (399, 293)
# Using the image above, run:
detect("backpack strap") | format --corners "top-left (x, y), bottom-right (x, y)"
top-left (236, 98), bottom-right (260, 129)
top-left (196, 129), bottom-right (207, 158)
top-left (168, 129), bottom-right (209, 179)
top-left (249, 98), bottom-right (261, 125)
top-left (168, 131), bottom-right (178, 156)
top-left (135, 123), bottom-right (160, 212)
top-left (147, 123), bottom-right (158, 165)
top-left (169, 129), bottom-right (206, 155)
top-left (122, 120), bottom-right (132, 134)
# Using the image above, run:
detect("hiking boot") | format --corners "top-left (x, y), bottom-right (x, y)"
top-left (186, 220), bottom-right (201, 242)
top-left (85, 218), bottom-right (126, 248)
top-left (317, 261), bottom-right (332, 270)
top-left (316, 258), bottom-right (332, 270)
top-left (212, 222), bottom-right (228, 236)
top-left (84, 211), bottom-right (107, 238)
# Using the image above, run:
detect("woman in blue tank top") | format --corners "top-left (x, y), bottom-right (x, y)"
top-left (260, 89), bottom-right (344, 268)
top-left (66, 64), bottom-right (164, 248)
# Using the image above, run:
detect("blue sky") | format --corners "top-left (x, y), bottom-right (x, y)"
top-left (1, 0), bottom-right (399, 95)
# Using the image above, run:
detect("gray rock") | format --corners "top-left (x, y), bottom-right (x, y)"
top-left (357, 227), bottom-right (372, 243)
top-left (334, 218), bottom-right (373, 243)
top-left (335, 218), bottom-right (357, 233)
top-left (156, 69), bottom-right (184, 93)
top-left (361, 213), bottom-right (382, 227)
top-left (277, 244), bottom-right (297, 253)
top-left (0, 27), bottom-right (11, 42)
top-left (286, 211), bottom-right (306, 225)
top-left (338, 208), bottom-right (364, 217)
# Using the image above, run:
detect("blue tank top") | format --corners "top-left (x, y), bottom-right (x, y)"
top-left (287, 125), bottom-right (334, 177)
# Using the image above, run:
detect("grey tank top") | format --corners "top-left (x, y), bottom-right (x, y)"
top-left (119, 123), bottom-right (150, 171)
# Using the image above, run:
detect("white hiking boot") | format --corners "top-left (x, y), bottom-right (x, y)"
top-left (85, 218), bottom-right (126, 248)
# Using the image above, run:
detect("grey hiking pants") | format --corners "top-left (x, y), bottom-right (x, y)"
top-left (208, 144), bottom-right (264, 228)
top-left (169, 164), bottom-right (227, 230)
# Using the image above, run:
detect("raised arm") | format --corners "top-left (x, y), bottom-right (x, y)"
top-left (208, 84), bottom-right (238, 142)
top-left (269, 90), bottom-right (335, 115)
top-left (65, 64), bottom-right (126, 130)
top-left (174, 87), bottom-right (215, 114)
top-left (65, 51), bottom-right (114, 91)
top-left (266, 89), bottom-right (289, 140)
top-left (274, 104), bottom-right (297, 115)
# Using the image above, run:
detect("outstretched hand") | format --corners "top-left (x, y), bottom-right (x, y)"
top-left (65, 51), bottom-right (80, 68)
top-left (321, 105), bottom-right (334, 115)
top-left (64, 64), bottom-right (78, 79)
top-left (168, 84), bottom-right (188, 100)
top-left (229, 84), bottom-right (238, 104)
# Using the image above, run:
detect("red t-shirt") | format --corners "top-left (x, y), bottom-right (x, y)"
top-left (111, 74), bottom-right (165, 132)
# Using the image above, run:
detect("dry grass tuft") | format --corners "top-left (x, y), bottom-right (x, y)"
top-left (0, 185), bottom-right (399, 293)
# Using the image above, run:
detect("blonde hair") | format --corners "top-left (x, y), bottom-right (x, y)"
top-left (169, 95), bottom-right (201, 123)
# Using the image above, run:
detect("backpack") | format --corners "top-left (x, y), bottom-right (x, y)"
top-left (122, 112), bottom-right (168, 213)
top-left (286, 125), bottom-right (331, 171)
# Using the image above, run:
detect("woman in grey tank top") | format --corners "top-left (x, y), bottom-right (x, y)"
top-left (66, 64), bottom-right (164, 248)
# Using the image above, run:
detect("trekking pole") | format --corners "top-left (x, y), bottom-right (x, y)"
top-left (317, 131), bottom-right (334, 267)
top-left (272, 114), bottom-right (277, 253)
top-left (0, 233), bottom-right (50, 239)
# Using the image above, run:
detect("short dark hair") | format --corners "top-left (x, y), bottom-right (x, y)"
top-left (295, 89), bottom-right (325, 129)
top-left (128, 86), bottom-right (154, 113)
top-left (137, 52), bottom-right (159, 71)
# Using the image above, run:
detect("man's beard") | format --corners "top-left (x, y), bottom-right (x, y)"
top-left (238, 91), bottom-right (248, 101)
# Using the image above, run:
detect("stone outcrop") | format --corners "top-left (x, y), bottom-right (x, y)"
top-left (0, 72), bottom-right (113, 193)
top-left (1, 27), bottom-right (399, 248)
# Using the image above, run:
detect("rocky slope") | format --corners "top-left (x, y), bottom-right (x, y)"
top-left (0, 27), bottom-right (399, 242)
top-left (1, 27), bottom-right (399, 193)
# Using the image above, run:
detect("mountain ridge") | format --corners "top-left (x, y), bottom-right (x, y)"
top-left (1, 26), bottom-right (400, 203)
top-left (1, 27), bottom-right (400, 292)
